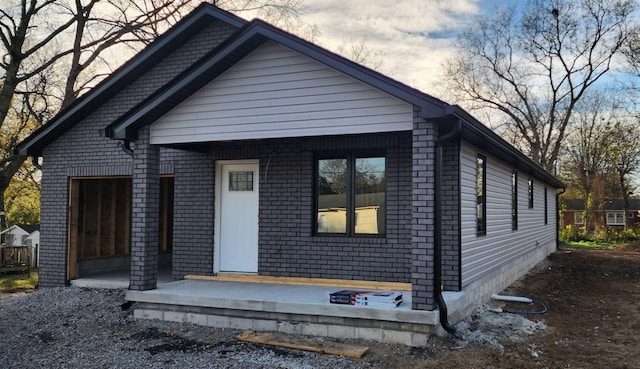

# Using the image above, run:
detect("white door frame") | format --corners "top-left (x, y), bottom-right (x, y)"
top-left (214, 159), bottom-right (259, 274)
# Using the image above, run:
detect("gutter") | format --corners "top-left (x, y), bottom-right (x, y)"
top-left (446, 106), bottom-right (564, 189)
top-left (433, 117), bottom-right (462, 335)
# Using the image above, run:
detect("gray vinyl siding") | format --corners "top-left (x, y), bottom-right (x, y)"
top-left (150, 41), bottom-right (413, 144)
top-left (460, 141), bottom-right (557, 287)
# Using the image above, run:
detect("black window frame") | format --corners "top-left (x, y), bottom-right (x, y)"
top-left (512, 171), bottom-right (518, 231)
top-left (528, 178), bottom-right (534, 208)
top-left (476, 154), bottom-right (487, 236)
top-left (314, 150), bottom-right (386, 237)
top-left (544, 187), bottom-right (548, 225)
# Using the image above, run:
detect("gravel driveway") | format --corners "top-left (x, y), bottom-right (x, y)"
top-left (0, 288), bottom-right (371, 369)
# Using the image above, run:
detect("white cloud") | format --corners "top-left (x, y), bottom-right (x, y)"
top-left (299, 0), bottom-right (483, 92)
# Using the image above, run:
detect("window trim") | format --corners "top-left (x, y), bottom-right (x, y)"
top-left (528, 178), bottom-right (534, 208)
top-left (606, 211), bottom-right (625, 226)
top-left (476, 154), bottom-right (487, 236)
top-left (314, 151), bottom-right (386, 237)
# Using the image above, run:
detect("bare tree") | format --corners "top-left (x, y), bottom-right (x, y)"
top-left (441, 0), bottom-right (636, 172)
top-left (560, 91), bottom-right (618, 231)
top-left (608, 121), bottom-right (640, 226)
top-left (0, 0), bottom-right (307, 230)
top-left (560, 87), bottom-right (640, 231)
top-left (624, 23), bottom-right (640, 76)
top-left (336, 37), bottom-right (386, 71)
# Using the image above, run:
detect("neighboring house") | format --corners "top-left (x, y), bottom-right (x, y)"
top-left (15, 4), bottom-right (563, 336)
top-left (562, 198), bottom-right (640, 228)
top-left (1, 224), bottom-right (40, 267)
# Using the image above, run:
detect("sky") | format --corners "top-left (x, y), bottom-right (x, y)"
top-left (297, 0), bottom-right (505, 95)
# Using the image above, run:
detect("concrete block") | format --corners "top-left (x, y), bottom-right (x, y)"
top-left (411, 333), bottom-right (429, 347)
top-left (355, 327), bottom-right (383, 342)
top-left (252, 319), bottom-right (278, 332)
top-left (186, 313), bottom-right (208, 326)
top-left (301, 323), bottom-right (328, 337)
top-left (207, 314), bottom-right (232, 328)
top-left (134, 309), bottom-right (164, 321)
top-left (277, 321), bottom-right (304, 335)
top-left (164, 311), bottom-right (186, 323)
top-left (382, 329), bottom-right (413, 346)
top-left (228, 317), bottom-right (253, 330)
top-left (326, 324), bottom-right (356, 340)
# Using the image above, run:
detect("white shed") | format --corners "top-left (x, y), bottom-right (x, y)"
top-left (1, 224), bottom-right (40, 267)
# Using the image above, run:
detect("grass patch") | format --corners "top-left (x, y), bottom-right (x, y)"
top-left (0, 269), bottom-right (38, 293)
top-left (559, 240), bottom-right (620, 250)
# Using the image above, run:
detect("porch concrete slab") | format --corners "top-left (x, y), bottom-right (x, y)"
top-left (70, 268), bottom-right (173, 289)
top-left (125, 279), bottom-right (466, 325)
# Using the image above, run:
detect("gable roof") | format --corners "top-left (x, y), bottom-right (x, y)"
top-left (1, 224), bottom-right (40, 235)
top-left (14, 4), bottom-right (246, 157)
top-left (15, 4), bottom-right (564, 189)
top-left (104, 18), bottom-right (449, 141)
top-left (564, 198), bottom-right (640, 211)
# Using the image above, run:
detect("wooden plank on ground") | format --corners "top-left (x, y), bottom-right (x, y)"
top-left (184, 274), bottom-right (412, 291)
top-left (236, 330), bottom-right (369, 358)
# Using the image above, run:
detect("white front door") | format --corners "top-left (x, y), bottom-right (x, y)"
top-left (217, 161), bottom-right (259, 273)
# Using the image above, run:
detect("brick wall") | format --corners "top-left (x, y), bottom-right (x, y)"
top-left (411, 116), bottom-right (437, 310)
top-left (171, 150), bottom-right (215, 279)
top-left (38, 22), bottom-right (239, 287)
top-left (205, 134), bottom-right (413, 282)
top-left (441, 141), bottom-right (460, 291)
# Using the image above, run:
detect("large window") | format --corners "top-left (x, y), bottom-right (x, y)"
top-left (316, 154), bottom-right (385, 236)
top-left (512, 171), bottom-right (518, 230)
top-left (476, 155), bottom-right (486, 236)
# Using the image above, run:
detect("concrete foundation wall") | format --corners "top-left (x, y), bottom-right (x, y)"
top-left (134, 303), bottom-right (440, 346)
top-left (451, 238), bottom-right (556, 323)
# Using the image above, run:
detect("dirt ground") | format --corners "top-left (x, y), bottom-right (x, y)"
top-left (362, 243), bottom-right (640, 369)
top-left (2, 244), bottom-right (639, 368)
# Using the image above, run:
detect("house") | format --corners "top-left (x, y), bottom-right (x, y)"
top-left (1, 224), bottom-right (40, 268)
top-left (562, 198), bottom-right (640, 228)
top-left (15, 4), bottom-right (563, 343)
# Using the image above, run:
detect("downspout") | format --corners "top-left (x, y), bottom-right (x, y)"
top-left (434, 118), bottom-right (462, 335)
top-left (32, 156), bottom-right (43, 170)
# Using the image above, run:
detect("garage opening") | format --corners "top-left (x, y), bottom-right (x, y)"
top-left (67, 176), bottom-right (174, 280)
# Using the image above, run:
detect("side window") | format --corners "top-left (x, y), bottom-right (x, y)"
top-left (512, 171), bottom-right (518, 230)
top-left (528, 178), bottom-right (534, 208)
top-left (476, 155), bottom-right (486, 236)
top-left (544, 187), bottom-right (548, 225)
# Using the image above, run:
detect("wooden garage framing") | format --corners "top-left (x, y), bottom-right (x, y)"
top-left (67, 176), bottom-right (174, 279)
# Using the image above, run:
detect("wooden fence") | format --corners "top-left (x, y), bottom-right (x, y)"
top-left (0, 245), bottom-right (30, 274)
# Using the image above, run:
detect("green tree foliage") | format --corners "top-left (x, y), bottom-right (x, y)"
top-left (4, 168), bottom-right (40, 226)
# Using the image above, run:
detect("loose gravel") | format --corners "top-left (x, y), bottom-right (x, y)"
top-left (0, 287), bottom-right (545, 368)
top-left (0, 288), bottom-right (372, 369)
